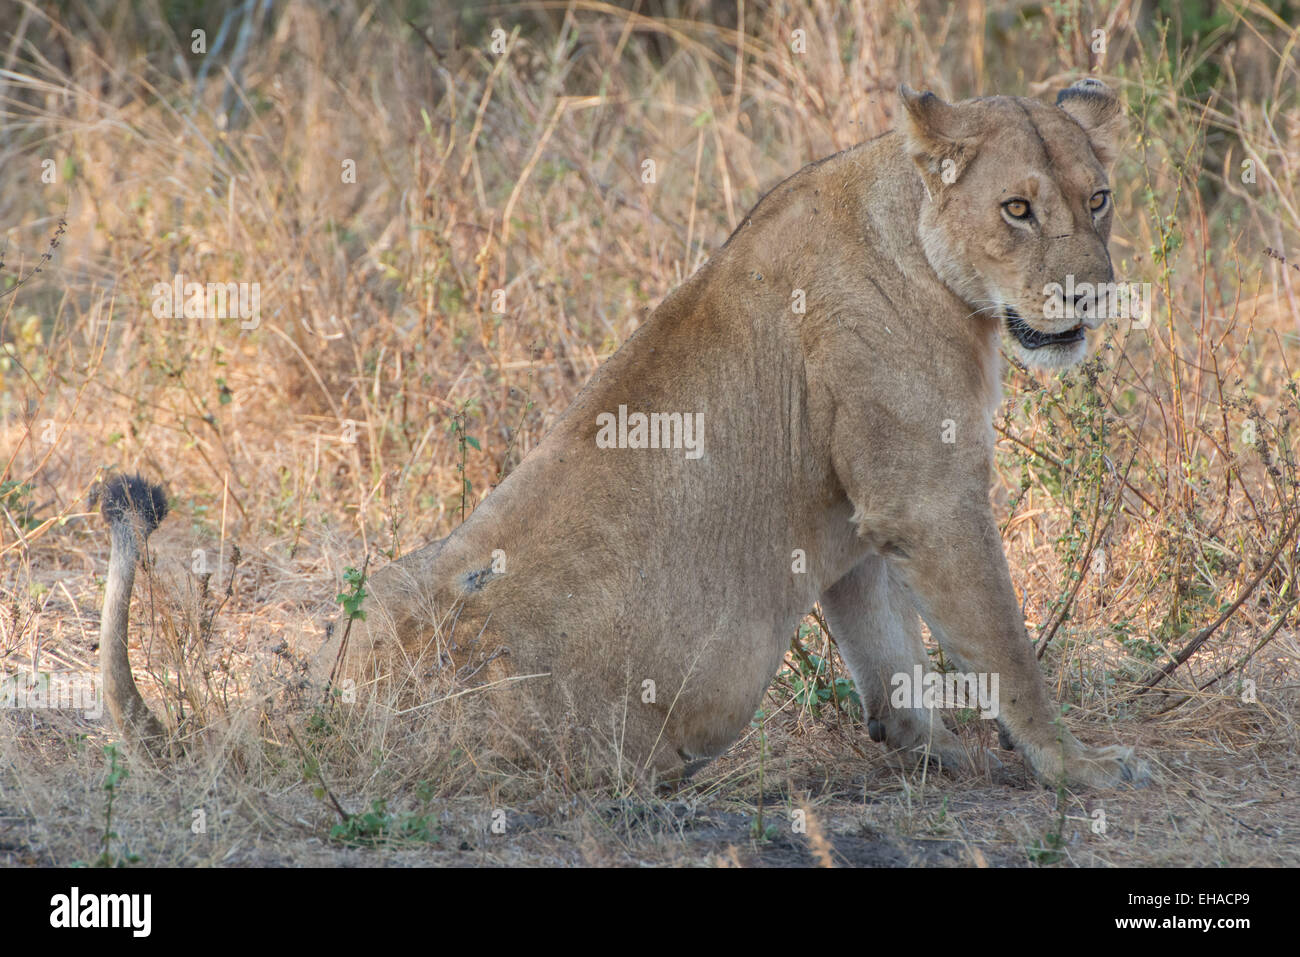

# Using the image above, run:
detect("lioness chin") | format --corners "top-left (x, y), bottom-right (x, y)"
top-left (316, 78), bottom-right (1149, 791)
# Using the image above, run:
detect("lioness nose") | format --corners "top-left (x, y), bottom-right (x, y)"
top-left (1071, 290), bottom-right (1093, 316)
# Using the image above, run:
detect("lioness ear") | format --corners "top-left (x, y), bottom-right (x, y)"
top-left (898, 84), bottom-right (975, 193)
top-left (1055, 77), bottom-right (1126, 168)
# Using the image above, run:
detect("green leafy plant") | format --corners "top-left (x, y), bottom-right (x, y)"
top-left (449, 402), bottom-right (481, 522)
top-left (0, 480), bottom-right (39, 531)
top-left (328, 798), bottom-right (441, 848)
top-left (779, 621), bottom-right (860, 720)
top-left (78, 743), bottom-right (140, 867)
top-left (335, 565), bottom-right (368, 622)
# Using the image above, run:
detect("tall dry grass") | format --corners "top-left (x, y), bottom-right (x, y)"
top-left (1, 0), bottom-right (1298, 865)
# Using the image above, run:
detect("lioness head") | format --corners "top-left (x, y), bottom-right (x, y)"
top-left (899, 78), bottom-right (1126, 370)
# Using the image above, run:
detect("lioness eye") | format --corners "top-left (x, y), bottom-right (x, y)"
top-left (1089, 190), bottom-right (1110, 212)
top-left (1003, 199), bottom-right (1031, 220)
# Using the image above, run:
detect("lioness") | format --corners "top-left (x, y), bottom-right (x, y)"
top-left (318, 78), bottom-right (1147, 789)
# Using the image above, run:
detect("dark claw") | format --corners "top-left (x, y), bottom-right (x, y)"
top-left (868, 718), bottom-right (886, 743)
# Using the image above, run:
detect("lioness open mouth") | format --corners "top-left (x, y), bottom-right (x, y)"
top-left (1004, 308), bottom-right (1085, 349)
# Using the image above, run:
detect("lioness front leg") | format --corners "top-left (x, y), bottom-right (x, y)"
top-left (820, 556), bottom-right (973, 773)
top-left (888, 506), bottom-right (1148, 789)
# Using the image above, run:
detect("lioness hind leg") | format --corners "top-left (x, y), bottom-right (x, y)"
top-left (819, 555), bottom-right (975, 774)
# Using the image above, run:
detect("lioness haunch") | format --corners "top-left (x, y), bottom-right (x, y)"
top-left (317, 79), bottom-right (1148, 790)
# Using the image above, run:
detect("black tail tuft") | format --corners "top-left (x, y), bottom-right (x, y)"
top-left (95, 473), bottom-right (168, 535)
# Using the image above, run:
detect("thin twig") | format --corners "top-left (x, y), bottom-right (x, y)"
top-left (1135, 515), bottom-right (1299, 694)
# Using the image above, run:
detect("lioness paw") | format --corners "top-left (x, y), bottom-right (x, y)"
top-left (869, 714), bottom-right (990, 776)
top-left (1042, 743), bottom-right (1150, 790)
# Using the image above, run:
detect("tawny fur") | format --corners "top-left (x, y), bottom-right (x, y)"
top-left (316, 80), bottom-right (1147, 789)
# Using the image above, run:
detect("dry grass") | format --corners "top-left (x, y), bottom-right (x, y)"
top-left (1, 0), bottom-right (1298, 866)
